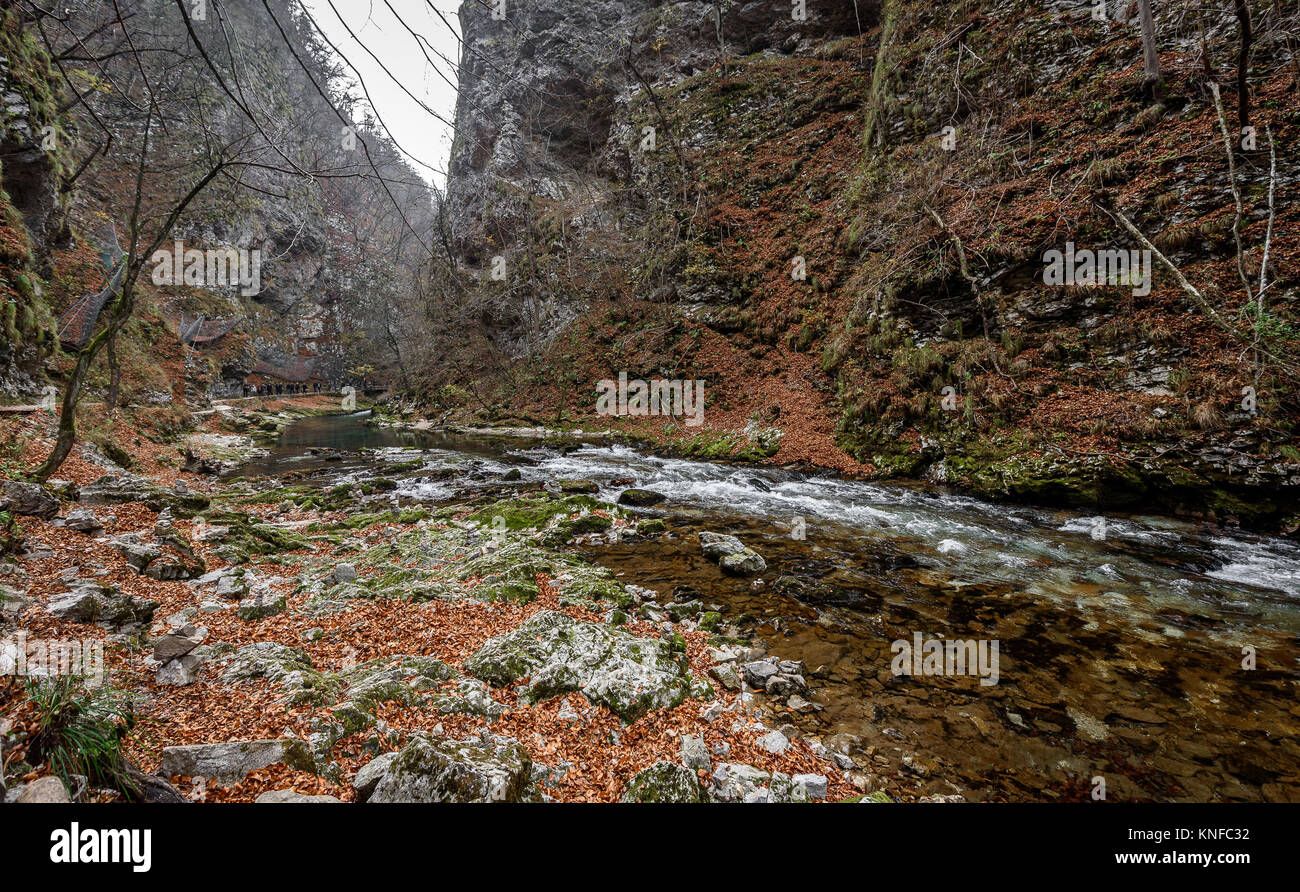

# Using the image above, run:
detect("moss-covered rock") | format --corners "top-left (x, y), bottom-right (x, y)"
top-left (465, 610), bottom-right (694, 721)
top-left (365, 733), bottom-right (538, 803)
top-left (635, 518), bottom-right (667, 535)
top-left (620, 761), bottom-right (709, 803)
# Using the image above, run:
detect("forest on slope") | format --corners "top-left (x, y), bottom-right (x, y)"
top-left (0, 0), bottom-right (1297, 816)
top-left (418, 0), bottom-right (1300, 532)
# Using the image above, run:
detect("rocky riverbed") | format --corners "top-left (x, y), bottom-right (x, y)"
top-left (4, 399), bottom-right (1298, 803)
top-left (0, 399), bottom-right (870, 804)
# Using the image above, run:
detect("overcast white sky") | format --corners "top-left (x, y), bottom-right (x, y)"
top-left (299, 0), bottom-right (464, 189)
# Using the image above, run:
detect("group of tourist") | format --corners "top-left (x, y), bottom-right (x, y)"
top-left (242, 381), bottom-right (325, 397)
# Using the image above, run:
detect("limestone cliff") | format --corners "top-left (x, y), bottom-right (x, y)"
top-left (440, 0), bottom-right (1300, 530)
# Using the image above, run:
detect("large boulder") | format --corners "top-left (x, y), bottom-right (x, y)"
top-left (45, 582), bottom-right (157, 629)
top-left (364, 733), bottom-right (537, 803)
top-left (158, 739), bottom-right (314, 786)
top-left (0, 480), bottom-right (58, 520)
top-left (620, 761), bottom-right (709, 803)
top-left (719, 549), bottom-right (766, 576)
top-left (465, 610), bottom-right (695, 721)
top-left (698, 531), bottom-right (745, 560)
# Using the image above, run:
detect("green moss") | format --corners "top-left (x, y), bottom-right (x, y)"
top-left (203, 510), bottom-right (315, 556)
top-left (468, 493), bottom-right (613, 531)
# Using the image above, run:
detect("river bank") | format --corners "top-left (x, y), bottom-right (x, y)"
top-left (3, 399), bottom-right (1298, 803)
top-left (0, 398), bottom-right (867, 803)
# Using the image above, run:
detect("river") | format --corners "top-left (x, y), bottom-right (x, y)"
top-left (233, 411), bottom-right (1300, 802)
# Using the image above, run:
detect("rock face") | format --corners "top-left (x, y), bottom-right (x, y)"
top-left (158, 739), bottom-right (314, 786)
top-left (363, 733), bottom-right (537, 803)
top-left (465, 609), bottom-right (695, 721)
top-left (447, 0), bottom-right (863, 263)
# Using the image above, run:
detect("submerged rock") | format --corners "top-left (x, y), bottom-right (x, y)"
top-left (617, 488), bottom-right (665, 507)
top-left (465, 609), bottom-right (697, 721)
top-left (698, 531), bottom-right (745, 560)
top-left (719, 549), bottom-right (766, 576)
top-left (699, 531), bottom-right (766, 576)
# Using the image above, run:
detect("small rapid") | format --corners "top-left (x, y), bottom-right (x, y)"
top-left (237, 416), bottom-right (1300, 801)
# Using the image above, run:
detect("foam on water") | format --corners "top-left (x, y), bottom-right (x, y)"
top-left (386, 440), bottom-right (1300, 628)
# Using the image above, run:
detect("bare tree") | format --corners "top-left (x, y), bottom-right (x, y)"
top-left (31, 103), bottom-right (236, 482)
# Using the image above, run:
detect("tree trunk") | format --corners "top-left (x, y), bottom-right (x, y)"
top-left (1233, 0), bottom-right (1253, 130)
top-left (1138, 0), bottom-right (1163, 98)
top-left (106, 332), bottom-right (121, 410)
top-left (29, 347), bottom-right (97, 482)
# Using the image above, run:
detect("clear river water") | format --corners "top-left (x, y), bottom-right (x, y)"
top-left (233, 411), bottom-right (1300, 802)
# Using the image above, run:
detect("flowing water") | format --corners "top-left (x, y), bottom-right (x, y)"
top-left (235, 412), bottom-right (1300, 802)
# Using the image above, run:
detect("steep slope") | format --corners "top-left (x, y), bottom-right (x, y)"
top-left (0, 0), bottom-right (433, 409)
top-left (437, 0), bottom-right (1299, 531)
